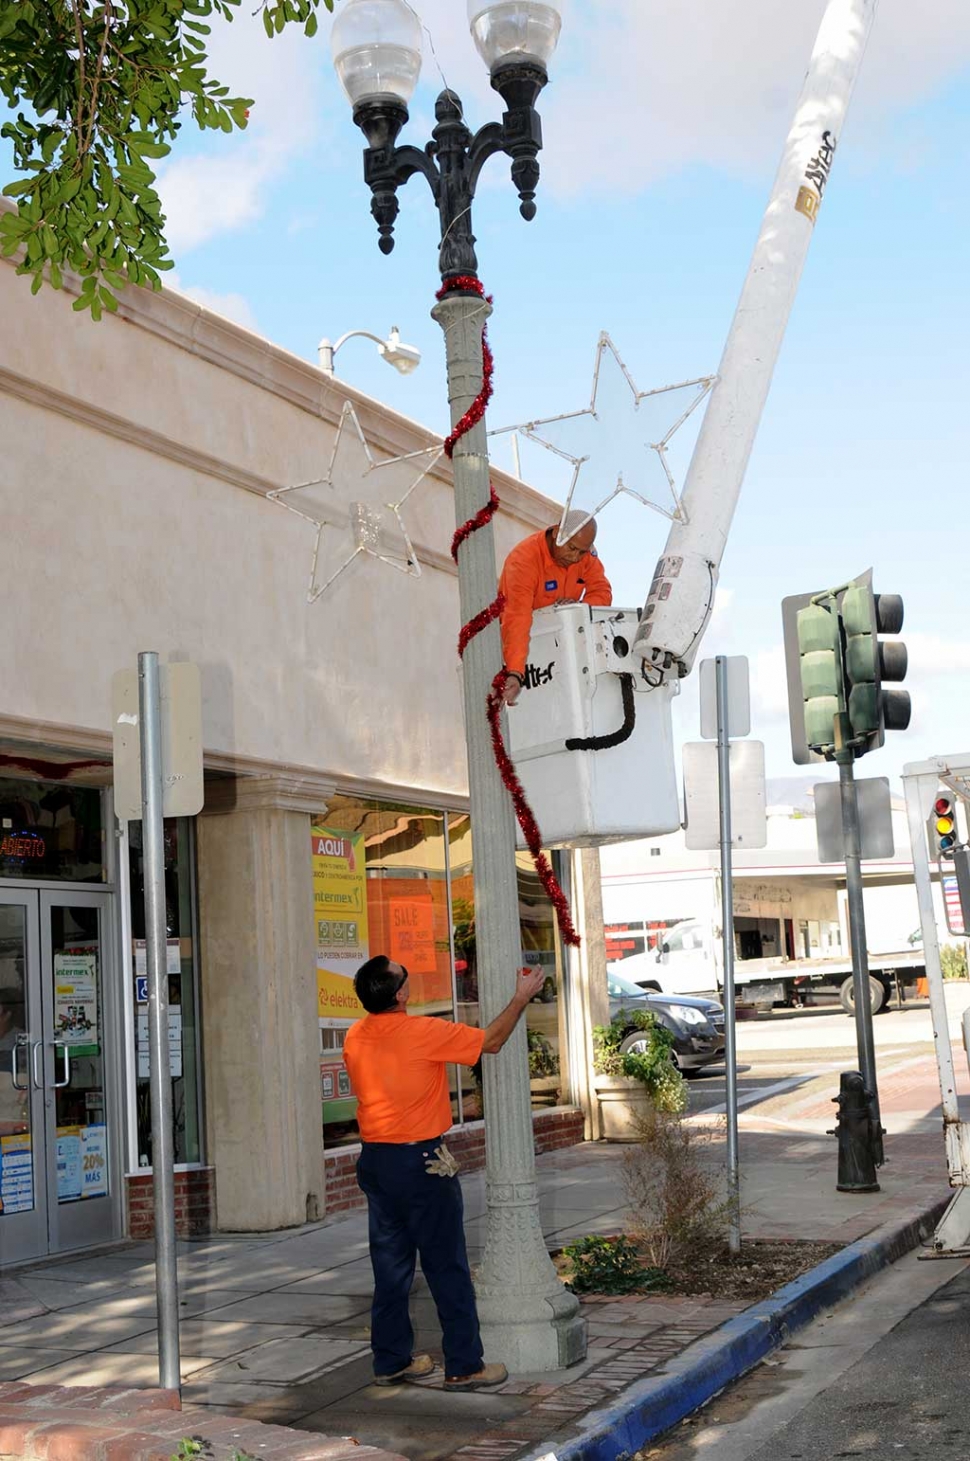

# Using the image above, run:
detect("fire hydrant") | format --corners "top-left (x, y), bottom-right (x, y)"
top-left (829, 1070), bottom-right (881, 1193)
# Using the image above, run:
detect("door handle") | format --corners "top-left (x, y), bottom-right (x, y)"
top-left (31, 1038), bottom-right (44, 1090)
top-left (51, 1042), bottom-right (71, 1090)
top-left (11, 1034), bottom-right (29, 1091)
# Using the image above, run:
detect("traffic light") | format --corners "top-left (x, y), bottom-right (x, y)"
top-left (841, 571), bottom-right (910, 753)
top-left (795, 599), bottom-right (843, 756)
top-left (931, 794), bottom-right (957, 860)
top-left (782, 571), bottom-right (911, 765)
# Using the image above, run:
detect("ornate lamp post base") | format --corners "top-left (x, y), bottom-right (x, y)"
top-left (475, 1185), bottom-right (585, 1371)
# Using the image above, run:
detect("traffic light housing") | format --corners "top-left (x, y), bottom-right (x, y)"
top-left (795, 600), bottom-right (843, 756)
top-left (841, 571), bottom-right (910, 753)
top-left (931, 794), bottom-right (957, 860)
top-left (782, 570), bottom-right (910, 764)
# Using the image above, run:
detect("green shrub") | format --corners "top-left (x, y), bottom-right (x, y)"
top-left (593, 1011), bottom-right (686, 1113)
top-left (563, 1234), bottom-right (667, 1295)
top-left (527, 1028), bottom-right (559, 1079)
top-left (941, 944), bottom-right (968, 980)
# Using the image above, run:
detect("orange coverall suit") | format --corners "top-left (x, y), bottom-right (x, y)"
top-left (498, 529), bottom-right (613, 681)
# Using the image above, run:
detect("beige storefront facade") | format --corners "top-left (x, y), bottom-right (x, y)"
top-left (0, 239), bottom-right (572, 1264)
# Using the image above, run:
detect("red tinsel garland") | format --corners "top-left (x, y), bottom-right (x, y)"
top-left (437, 274), bottom-right (581, 948)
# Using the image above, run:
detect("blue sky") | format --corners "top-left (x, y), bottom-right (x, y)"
top-left (5, 0), bottom-right (970, 794)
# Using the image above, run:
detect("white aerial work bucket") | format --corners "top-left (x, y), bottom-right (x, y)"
top-left (506, 604), bottom-right (681, 848)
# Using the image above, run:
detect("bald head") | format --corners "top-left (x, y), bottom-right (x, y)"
top-left (549, 512), bottom-right (596, 567)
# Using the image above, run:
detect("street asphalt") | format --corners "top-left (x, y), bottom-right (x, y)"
top-left (643, 1250), bottom-right (970, 1460)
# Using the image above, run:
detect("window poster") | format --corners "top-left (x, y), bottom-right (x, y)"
top-left (312, 825), bottom-right (368, 1028)
top-left (56, 1125), bottom-right (83, 1202)
top-left (0, 1133), bottom-right (33, 1215)
top-left (53, 954), bottom-right (99, 1056)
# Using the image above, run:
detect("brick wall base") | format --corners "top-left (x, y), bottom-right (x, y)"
top-left (122, 1110), bottom-right (583, 1236)
top-left (323, 1106), bottom-right (585, 1217)
top-left (125, 1166), bottom-right (215, 1240)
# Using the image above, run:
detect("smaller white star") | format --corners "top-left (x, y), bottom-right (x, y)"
top-left (490, 333), bottom-right (715, 544)
top-left (269, 401), bottom-right (442, 603)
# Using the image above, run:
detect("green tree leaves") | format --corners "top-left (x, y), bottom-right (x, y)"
top-left (0, 0), bottom-right (333, 315)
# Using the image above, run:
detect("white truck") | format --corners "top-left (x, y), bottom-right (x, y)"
top-left (605, 876), bottom-right (935, 1015)
top-left (609, 917), bottom-right (925, 1015)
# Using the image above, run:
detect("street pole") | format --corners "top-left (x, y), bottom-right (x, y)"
top-left (715, 657), bottom-right (741, 1253)
top-left (836, 738), bottom-right (884, 1166)
top-left (432, 290), bottom-right (584, 1372)
top-left (138, 651), bottom-right (181, 1392)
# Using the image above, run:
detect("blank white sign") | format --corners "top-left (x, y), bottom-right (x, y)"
top-left (683, 740), bottom-right (767, 850)
top-left (699, 656), bottom-right (751, 740)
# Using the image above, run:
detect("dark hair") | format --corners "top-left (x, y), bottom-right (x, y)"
top-left (354, 955), bottom-right (405, 1014)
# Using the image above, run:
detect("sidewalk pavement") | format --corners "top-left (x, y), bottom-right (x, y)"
top-left (0, 1086), bottom-right (954, 1461)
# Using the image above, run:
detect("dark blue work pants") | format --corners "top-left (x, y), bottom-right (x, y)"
top-left (357, 1139), bottom-right (483, 1379)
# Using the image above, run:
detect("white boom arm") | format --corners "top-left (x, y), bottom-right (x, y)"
top-left (632, 0), bottom-right (878, 677)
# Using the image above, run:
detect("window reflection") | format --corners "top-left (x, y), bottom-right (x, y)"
top-left (315, 798), bottom-right (564, 1148)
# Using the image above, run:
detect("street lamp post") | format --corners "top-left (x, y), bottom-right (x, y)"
top-left (318, 325), bottom-right (421, 377)
top-left (332, 0), bottom-right (585, 1372)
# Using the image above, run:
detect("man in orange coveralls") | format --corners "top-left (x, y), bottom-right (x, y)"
top-left (344, 956), bottom-right (546, 1393)
top-left (498, 509), bottom-right (612, 706)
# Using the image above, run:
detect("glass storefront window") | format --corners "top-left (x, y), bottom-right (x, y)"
top-left (0, 779), bottom-right (104, 883)
top-left (310, 797), bottom-right (564, 1148)
top-left (127, 818), bottom-right (202, 1166)
top-left (314, 798), bottom-right (453, 1148)
top-left (449, 819), bottom-right (563, 1120)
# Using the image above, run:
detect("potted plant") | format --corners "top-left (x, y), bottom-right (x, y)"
top-left (592, 1011), bottom-right (686, 1141)
top-left (527, 1029), bottom-right (560, 1108)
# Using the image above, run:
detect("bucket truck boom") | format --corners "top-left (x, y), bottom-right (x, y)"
top-left (631, 0), bottom-right (878, 680)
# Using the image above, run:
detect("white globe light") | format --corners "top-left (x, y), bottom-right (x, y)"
top-left (331, 0), bottom-right (423, 108)
top-left (466, 0), bottom-right (563, 74)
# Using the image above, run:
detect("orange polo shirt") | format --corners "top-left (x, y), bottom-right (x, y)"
top-left (344, 1013), bottom-right (485, 1143)
top-left (498, 529), bottom-right (612, 679)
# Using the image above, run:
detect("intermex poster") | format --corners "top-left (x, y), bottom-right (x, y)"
top-left (312, 824), bottom-right (367, 1027)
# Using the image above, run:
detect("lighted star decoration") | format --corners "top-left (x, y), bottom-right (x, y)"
top-left (490, 333), bottom-right (716, 544)
top-left (269, 401), bottom-right (443, 603)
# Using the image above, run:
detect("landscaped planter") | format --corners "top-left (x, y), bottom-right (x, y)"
top-left (594, 1074), bottom-right (656, 1142)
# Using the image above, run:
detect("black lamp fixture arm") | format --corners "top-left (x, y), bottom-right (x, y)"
top-left (353, 61), bottom-right (548, 279)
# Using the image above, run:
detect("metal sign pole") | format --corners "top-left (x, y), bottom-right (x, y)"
top-left (138, 652), bottom-right (181, 1392)
top-left (715, 656), bottom-right (741, 1253)
top-left (836, 749), bottom-right (884, 1167)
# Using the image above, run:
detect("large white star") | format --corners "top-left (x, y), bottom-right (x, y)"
top-left (490, 333), bottom-right (715, 544)
top-left (269, 401), bottom-right (442, 603)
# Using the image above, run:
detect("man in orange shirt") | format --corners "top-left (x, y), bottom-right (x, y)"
top-left (345, 956), bottom-right (546, 1393)
top-left (498, 510), bottom-right (612, 707)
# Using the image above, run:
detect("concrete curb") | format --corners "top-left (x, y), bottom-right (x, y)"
top-left (524, 1198), bottom-right (949, 1461)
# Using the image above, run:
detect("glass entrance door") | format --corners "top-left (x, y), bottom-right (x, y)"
top-left (0, 888), bottom-right (122, 1265)
top-left (0, 891), bottom-right (45, 1264)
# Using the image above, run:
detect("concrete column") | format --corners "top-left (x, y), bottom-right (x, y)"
top-left (197, 775), bottom-right (330, 1231)
top-left (560, 848), bottom-right (611, 1140)
top-left (432, 289), bottom-right (585, 1373)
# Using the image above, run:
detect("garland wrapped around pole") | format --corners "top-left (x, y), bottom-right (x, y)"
top-left (437, 274), bottom-right (580, 948)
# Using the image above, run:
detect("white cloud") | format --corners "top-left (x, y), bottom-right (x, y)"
top-left (156, 10), bottom-right (328, 255)
top-left (155, 1), bottom-right (970, 252)
top-left (403, 0), bottom-right (970, 195)
top-left (166, 272), bottom-right (260, 333)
